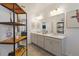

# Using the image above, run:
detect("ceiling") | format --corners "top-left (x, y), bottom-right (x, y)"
top-left (18, 3), bottom-right (62, 15)
top-left (18, 3), bottom-right (65, 20)
top-left (18, 3), bottom-right (79, 20)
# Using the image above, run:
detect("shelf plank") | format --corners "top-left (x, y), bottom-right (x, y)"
top-left (0, 36), bottom-right (27, 44)
top-left (0, 22), bottom-right (26, 26)
top-left (15, 47), bottom-right (26, 56)
top-left (1, 3), bottom-right (26, 14)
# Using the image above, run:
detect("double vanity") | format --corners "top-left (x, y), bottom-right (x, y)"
top-left (31, 32), bottom-right (65, 56)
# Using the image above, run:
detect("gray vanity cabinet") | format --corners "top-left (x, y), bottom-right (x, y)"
top-left (31, 33), bottom-right (63, 56)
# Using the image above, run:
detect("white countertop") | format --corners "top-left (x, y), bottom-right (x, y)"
top-left (31, 32), bottom-right (65, 39)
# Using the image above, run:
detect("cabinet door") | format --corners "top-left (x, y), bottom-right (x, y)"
top-left (45, 36), bottom-right (52, 52)
top-left (45, 36), bottom-right (62, 56)
top-left (51, 38), bottom-right (62, 56)
top-left (37, 35), bottom-right (45, 48)
top-left (31, 33), bottom-right (38, 44)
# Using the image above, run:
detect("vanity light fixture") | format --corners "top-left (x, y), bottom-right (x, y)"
top-left (50, 8), bottom-right (64, 16)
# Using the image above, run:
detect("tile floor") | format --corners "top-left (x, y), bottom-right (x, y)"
top-left (27, 44), bottom-right (52, 56)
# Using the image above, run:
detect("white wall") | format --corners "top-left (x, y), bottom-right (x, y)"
top-left (27, 14), bottom-right (35, 44)
top-left (63, 4), bottom-right (79, 56)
